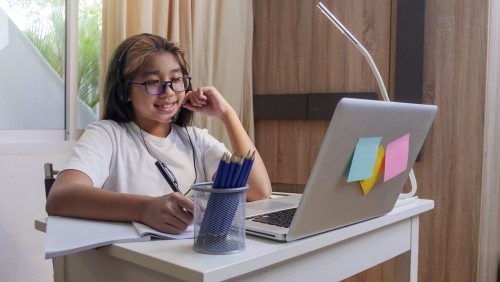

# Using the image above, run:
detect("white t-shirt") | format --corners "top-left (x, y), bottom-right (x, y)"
top-left (63, 120), bottom-right (228, 196)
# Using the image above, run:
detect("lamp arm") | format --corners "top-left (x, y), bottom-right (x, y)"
top-left (354, 43), bottom-right (390, 102)
top-left (317, 2), bottom-right (417, 199)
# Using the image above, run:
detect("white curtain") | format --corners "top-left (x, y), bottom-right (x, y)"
top-left (101, 0), bottom-right (255, 146)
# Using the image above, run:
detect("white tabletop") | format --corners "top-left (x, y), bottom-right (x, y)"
top-left (92, 199), bottom-right (434, 281)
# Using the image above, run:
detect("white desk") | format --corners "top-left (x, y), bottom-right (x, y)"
top-left (36, 199), bottom-right (433, 282)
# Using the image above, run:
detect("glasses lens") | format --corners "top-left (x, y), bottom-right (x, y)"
top-left (171, 77), bottom-right (190, 92)
top-left (145, 81), bottom-right (165, 95)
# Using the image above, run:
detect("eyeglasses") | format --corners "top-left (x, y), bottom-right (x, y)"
top-left (130, 76), bottom-right (191, 95)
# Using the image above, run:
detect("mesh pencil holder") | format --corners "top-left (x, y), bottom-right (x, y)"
top-left (192, 182), bottom-right (249, 255)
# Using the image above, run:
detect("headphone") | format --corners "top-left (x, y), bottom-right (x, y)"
top-left (116, 37), bottom-right (143, 103)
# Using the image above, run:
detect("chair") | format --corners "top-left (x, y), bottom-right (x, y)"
top-left (43, 163), bottom-right (65, 281)
top-left (44, 163), bottom-right (59, 198)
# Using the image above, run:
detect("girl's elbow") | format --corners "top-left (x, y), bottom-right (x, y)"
top-left (247, 184), bottom-right (272, 201)
top-left (45, 198), bottom-right (58, 215)
top-left (45, 192), bottom-right (64, 216)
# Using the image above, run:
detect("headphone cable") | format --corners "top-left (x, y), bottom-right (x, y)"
top-left (137, 121), bottom-right (197, 195)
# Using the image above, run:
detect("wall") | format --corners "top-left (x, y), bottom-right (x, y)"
top-left (253, 0), bottom-right (391, 185)
top-left (478, 0), bottom-right (500, 279)
top-left (417, 0), bottom-right (488, 280)
top-left (253, 0), bottom-right (498, 281)
top-left (0, 143), bottom-right (73, 282)
top-left (0, 7), bottom-right (88, 282)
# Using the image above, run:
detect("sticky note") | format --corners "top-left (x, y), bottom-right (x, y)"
top-left (359, 145), bottom-right (385, 195)
top-left (343, 151), bottom-right (354, 178)
top-left (384, 133), bottom-right (410, 182)
top-left (347, 137), bottom-right (382, 182)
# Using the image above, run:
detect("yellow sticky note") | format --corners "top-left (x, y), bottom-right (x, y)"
top-left (359, 145), bottom-right (385, 195)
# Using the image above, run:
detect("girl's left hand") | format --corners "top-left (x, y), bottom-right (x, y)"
top-left (182, 86), bottom-right (231, 119)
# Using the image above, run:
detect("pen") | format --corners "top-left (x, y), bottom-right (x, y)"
top-left (155, 160), bottom-right (182, 193)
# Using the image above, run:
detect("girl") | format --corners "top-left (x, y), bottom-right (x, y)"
top-left (46, 33), bottom-right (272, 234)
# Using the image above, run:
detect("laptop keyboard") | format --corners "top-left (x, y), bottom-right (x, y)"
top-left (248, 208), bottom-right (297, 228)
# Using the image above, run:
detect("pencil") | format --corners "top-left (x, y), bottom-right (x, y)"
top-left (237, 150), bottom-right (255, 187)
top-left (213, 153), bottom-right (230, 188)
top-left (223, 154), bottom-right (238, 188)
top-left (229, 155), bottom-right (244, 187)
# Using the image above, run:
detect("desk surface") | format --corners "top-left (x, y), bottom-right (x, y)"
top-left (71, 198), bottom-right (432, 281)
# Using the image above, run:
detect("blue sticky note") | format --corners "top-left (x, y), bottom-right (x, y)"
top-left (347, 137), bottom-right (382, 182)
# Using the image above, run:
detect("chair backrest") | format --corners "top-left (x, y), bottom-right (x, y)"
top-left (44, 163), bottom-right (59, 199)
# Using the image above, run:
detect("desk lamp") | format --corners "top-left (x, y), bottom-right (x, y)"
top-left (317, 2), bottom-right (417, 199)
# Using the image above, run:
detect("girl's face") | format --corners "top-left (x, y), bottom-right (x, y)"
top-left (129, 51), bottom-right (186, 136)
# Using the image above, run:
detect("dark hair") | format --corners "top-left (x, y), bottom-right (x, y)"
top-left (102, 33), bottom-right (193, 126)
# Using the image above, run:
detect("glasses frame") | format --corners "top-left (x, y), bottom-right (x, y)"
top-left (130, 76), bottom-right (192, 95)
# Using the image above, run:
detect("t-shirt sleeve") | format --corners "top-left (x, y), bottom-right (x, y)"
top-left (63, 122), bottom-right (113, 187)
top-left (191, 127), bottom-right (229, 181)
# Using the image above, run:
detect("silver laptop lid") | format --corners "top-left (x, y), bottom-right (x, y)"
top-left (285, 98), bottom-right (437, 241)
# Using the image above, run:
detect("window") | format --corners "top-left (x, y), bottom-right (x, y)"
top-left (76, 0), bottom-right (101, 129)
top-left (0, 0), bottom-right (101, 140)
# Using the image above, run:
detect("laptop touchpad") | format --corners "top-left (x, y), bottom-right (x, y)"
top-left (246, 201), bottom-right (295, 217)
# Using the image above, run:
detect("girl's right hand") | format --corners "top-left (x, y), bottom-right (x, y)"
top-left (141, 192), bottom-right (194, 234)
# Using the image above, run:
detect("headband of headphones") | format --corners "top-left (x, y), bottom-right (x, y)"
top-left (115, 36), bottom-right (147, 102)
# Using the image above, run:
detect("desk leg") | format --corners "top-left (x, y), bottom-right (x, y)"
top-left (395, 216), bottom-right (419, 282)
top-left (53, 256), bottom-right (65, 282)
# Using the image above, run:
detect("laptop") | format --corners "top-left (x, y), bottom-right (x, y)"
top-left (246, 98), bottom-right (437, 241)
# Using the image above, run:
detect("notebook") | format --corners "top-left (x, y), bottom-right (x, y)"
top-left (245, 98), bottom-right (437, 241)
top-left (45, 216), bottom-right (194, 259)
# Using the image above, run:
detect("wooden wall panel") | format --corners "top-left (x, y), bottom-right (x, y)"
top-left (253, 1), bottom-right (393, 280)
top-left (478, 0), bottom-right (500, 280)
top-left (253, 0), bottom-right (391, 188)
top-left (416, 0), bottom-right (488, 281)
top-left (253, 0), bottom-right (391, 95)
top-left (253, 0), bottom-right (314, 94)
top-left (253, 0), bottom-right (497, 281)
top-left (255, 119), bottom-right (328, 185)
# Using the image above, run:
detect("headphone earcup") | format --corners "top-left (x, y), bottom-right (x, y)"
top-left (116, 82), bottom-right (123, 103)
top-left (116, 65), bottom-right (127, 103)
top-left (119, 84), bottom-right (127, 103)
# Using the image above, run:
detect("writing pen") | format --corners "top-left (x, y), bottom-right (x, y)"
top-left (155, 160), bottom-right (182, 193)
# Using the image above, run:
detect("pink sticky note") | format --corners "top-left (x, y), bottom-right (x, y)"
top-left (384, 133), bottom-right (410, 182)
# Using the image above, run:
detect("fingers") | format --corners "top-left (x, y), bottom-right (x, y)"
top-left (185, 88), bottom-right (208, 108)
top-left (145, 193), bottom-right (194, 234)
top-left (183, 86), bottom-right (231, 119)
top-left (165, 193), bottom-right (194, 224)
top-left (156, 215), bottom-right (189, 235)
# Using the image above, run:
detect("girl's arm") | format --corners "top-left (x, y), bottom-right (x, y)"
top-left (183, 86), bottom-right (272, 201)
top-left (46, 169), bottom-right (194, 234)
